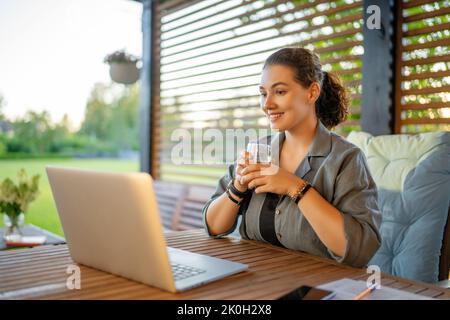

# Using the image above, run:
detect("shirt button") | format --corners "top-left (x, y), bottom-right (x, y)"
top-left (275, 209), bottom-right (280, 215)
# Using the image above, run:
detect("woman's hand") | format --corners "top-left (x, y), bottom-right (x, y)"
top-left (233, 151), bottom-right (252, 192)
top-left (240, 162), bottom-right (303, 196)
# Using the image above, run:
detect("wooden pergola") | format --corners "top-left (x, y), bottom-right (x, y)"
top-left (137, 0), bottom-right (449, 177)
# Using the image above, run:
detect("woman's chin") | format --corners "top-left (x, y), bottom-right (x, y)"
top-left (269, 121), bottom-right (286, 131)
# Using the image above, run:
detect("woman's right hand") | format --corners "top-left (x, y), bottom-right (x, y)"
top-left (234, 151), bottom-right (252, 192)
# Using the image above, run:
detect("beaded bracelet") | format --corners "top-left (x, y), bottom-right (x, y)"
top-left (290, 180), bottom-right (312, 204)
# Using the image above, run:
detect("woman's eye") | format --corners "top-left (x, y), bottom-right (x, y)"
top-left (276, 90), bottom-right (286, 95)
top-left (259, 93), bottom-right (267, 97)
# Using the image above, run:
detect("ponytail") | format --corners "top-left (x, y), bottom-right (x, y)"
top-left (316, 71), bottom-right (349, 129)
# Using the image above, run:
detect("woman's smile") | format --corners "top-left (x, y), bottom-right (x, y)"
top-left (268, 112), bottom-right (284, 122)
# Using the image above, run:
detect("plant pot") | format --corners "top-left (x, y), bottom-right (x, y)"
top-left (3, 212), bottom-right (24, 241)
top-left (109, 62), bottom-right (140, 85)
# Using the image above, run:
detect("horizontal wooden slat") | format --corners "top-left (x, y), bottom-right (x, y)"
top-left (400, 117), bottom-right (450, 125)
top-left (160, 0), bottom-right (232, 26)
top-left (158, 0), bottom-right (203, 14)
top-left (401, 70), bottom-right (450, 81)
top-left (400, 101), bottom-right (449, 110)
top-left (403, 6), bottom-right (450, 23)
top-left (402, 38), bottom-right (450, 52)
top-left (314, 40), bottom-right (363, 54)
top-left (322, 54), bottom-right (362, 66)
top-left (403, 22), bottom-right (450, 37)
top-left (402, 0), bottom-right (442, 9)
top-left (401, 53), bottom-right (450, 66)
top-left (401, 84), bottom-right (450, 95)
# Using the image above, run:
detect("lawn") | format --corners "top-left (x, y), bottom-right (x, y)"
top-left (0, 158), bottom-right (226, 237)
top-left (0, 158), bottom-right (139, 236)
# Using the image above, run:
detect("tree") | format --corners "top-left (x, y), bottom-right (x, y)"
top-left (108, 84), bottom-right (140, 150)
top-left (79, 82), bottom-right (140, 152)
top-left (49, 113), bottom-right (72, 153)
top-left (80, 83), bottom-right (112, 140)
top-left (0, 93), bottom-right (5, 121)
top-left (12, 111), bottom-right (54, 154)
top-left (0, 94), bottom-right (6, 155)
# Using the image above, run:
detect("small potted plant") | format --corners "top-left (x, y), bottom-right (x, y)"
top-left (104, 49), bottom-right (140, 85)
top-left (0, 169), bottom-right (40, 241)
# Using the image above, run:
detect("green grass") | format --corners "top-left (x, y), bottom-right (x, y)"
top-left (0, 158), bottom-right (139, 236)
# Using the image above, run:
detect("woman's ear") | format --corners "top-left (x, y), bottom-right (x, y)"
top-left (308, 82), bottom-right (321, 103)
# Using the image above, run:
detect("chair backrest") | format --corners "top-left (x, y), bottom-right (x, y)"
top-left (175, 184), bottom-right (215, 231)
top-left (439, 207), bottom-right (450, 280)
top-left (154, 180), bottom-right (186, 230)
top-left (154, 180), bottom-right (215, 231)
top-left (347, 131), bottom-right (450, 283)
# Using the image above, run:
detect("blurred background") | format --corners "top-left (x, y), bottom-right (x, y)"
top-left (0, 0), bottom-right (142, 234)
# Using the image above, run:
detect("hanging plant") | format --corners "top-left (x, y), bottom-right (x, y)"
top-left (104, 50), bottom-right (140, 85)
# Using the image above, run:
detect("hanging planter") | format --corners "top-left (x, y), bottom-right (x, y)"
top-left (104, 50), bottom-right (140, 85)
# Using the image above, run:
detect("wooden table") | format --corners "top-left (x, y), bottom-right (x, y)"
top-left (0, 224), bottom-right (66, 250)
top-left (1, 229), bottom-right (449, 300)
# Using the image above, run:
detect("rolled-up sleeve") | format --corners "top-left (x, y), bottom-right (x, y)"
top-left (202, 164), bottom-right (241, 238)
top-left (329, 147), bottom-right (382, 268)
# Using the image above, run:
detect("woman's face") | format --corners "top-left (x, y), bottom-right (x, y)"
top-left (259, 64), bottom-right (320, 131)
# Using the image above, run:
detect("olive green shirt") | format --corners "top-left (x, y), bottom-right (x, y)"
top-left (202, 120), bottom-right (382, 268)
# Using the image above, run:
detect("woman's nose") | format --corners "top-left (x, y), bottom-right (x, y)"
top-left (262, 95), bottom-right (274, 110)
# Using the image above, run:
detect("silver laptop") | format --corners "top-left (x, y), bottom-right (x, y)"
top-left (46, 166), bottom-right (248, 293)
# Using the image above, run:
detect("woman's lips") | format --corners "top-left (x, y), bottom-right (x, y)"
top-left (268, 112), bottom-right (284, 122)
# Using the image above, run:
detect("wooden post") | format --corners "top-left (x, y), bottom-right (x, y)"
top-left (361, 0), bottom-right (396, 135)
top-left (393, 0), bottom-right (403, 134)
top-left (139, 0), bottom-right (158, 176)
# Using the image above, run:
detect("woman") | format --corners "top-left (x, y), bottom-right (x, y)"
top-left (202, 47), bottom-right (381, 268)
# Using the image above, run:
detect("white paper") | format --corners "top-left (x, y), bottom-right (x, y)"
top-left (317, 278), bottom-right (435, 300)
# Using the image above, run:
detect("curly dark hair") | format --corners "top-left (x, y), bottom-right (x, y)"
top-left (263, 47), bottom-right (349, 129)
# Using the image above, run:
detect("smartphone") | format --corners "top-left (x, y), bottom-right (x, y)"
top-left (278, 285), bottom-right (336, 300)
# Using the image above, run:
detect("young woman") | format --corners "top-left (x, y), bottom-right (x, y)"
top-left (202, 47), bottom-right (381, 268)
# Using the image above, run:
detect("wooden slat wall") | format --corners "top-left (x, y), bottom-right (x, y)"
top-left (154, 0), bottom-right (364, 185)
top-left (395, 0), bottom-right (450, 133)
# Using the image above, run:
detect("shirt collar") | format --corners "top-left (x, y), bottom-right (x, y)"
top-left (272, 119), bottom-right (332, 160)
top-left (306, 119), bottom-right (332, 157)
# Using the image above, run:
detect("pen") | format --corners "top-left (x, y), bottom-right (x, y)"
top-left (352, 282), bottom-right (378, 300)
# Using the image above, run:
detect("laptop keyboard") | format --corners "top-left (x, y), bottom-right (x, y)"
top-left (171, 262), bottom-right (206, 281)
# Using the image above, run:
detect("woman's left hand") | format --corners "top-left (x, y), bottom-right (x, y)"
top-left (239, 162), bottom-right (303, 196)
